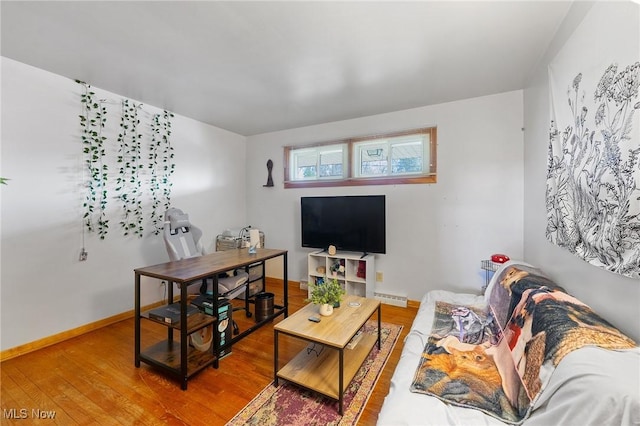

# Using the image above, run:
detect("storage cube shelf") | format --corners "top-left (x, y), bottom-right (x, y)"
top-left (307, 251), bottom-right (375, 299)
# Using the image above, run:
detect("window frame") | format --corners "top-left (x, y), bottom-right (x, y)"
top-left (284, 127), bottom-right (437, 188)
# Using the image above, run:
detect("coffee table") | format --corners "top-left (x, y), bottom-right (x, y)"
top-left (273, 295), bottom-right (381, 414)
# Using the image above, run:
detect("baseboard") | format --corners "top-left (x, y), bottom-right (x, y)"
top-left (1, 312), bottom-right (133, 362)
top-left (0, 278), bottom-right (298, 362)
top-left (0, 299), bottom-right (169, 362)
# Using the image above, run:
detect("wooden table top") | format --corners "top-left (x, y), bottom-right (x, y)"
top-left (274, 295), bottom-right (380, 348)
top-left (134, 248), bottom-right (287, 283)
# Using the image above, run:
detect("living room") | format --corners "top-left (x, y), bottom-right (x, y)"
top-left (1, 0), bottom-right (639, 424)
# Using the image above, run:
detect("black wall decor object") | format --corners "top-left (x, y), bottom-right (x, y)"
top-left (264, 159), bottom-right (274, 187)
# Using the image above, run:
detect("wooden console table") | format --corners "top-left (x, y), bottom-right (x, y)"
top-left (134, 248), bottom-right (288, 389)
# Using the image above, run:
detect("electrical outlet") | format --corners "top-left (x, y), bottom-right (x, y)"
top-left (79, 248), bottom-right (88, 261)
top-left (376, 271), bottom-right (383, 282)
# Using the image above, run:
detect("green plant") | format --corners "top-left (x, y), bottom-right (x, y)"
top-left (307, 277), bottom-right (345, 306)
top-left (149, 110), bottom-right (175, 234)
top-left (75, 79), bottom-right (176, 240)
top-left (0, 177), bottom-right (9, 185)
top-left (77, 80), bottom-right (109, 239)
top-left (116, 99), bottom-right (144, 237)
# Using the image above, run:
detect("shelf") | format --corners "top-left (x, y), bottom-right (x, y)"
top-left (480, 260), bottom-right (505, 291)
top-left (481, 260), bottom-right (502, 272)
top-left (134, 248), bottom-right (289, 390)
top-left (308, 251), bottom-right (374, 299)
top-left (345, 282), bottom-right (366, 297)
top-left (326, 274), bottom-right (346, 280)
top-left (277, 332), bottom-right (377, 400)
top-left (141, 311), bottom-right (215, 333)
top-left (140, 340), bottom-right (216, 375)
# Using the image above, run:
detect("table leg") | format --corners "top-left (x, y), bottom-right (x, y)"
top-left (213, 275), bottom-right (220, 368)
top-left (339, 348), bottom-right (344, 415)
top-left (274, 330), bottom-right (279, 386)
top-left (134, 273), bottom-right (141, 367)
top-left (212, 274), bottom-right (220, 362)
top-left (283, 252), bottom-right (289, 318)
top-left (377, 304), bottom-right (381, 349)
top-left (244, 265), bottom-right (251, 315)
top-left (180, 282), bottom-right (188, 389)
top-left (167, 281), bottom-right (174, 344)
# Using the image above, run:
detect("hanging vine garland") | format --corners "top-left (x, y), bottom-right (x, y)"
top-left (160, 110), bottom-right (175, 219)
top-left (116, 99), bottom-right (144, 237)
top-left (149, 113), bottom-right (161, 233)
top-left (76, 79), bottom-right (176, 241)
top-left (78, 81), bottom-right (95, 233)
top-left (149, 110), bottom-right (175, 234)
top-left (77, 80), bottom-right (109, 240)
top-left (94, 98), bottom-right (109, 240)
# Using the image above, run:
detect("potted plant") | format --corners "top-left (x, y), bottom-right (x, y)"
top-left (307, 277), bottom-right (345, 316)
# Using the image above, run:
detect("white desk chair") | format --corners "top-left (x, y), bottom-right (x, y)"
top-left (163, 208), bottom-right (251, 332)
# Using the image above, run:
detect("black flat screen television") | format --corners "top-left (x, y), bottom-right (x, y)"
top-left (301, 195), bottom-right (386, 254)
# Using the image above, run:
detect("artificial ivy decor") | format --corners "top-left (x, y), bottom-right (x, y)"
top-left (76, 81), bottom-right (175, 240)
top-left (77, 80), bottom-right (109, 240)
top-left (116, 99), bottom-right (144, 237)
top-left (149, 110), bottom-right (175, 234)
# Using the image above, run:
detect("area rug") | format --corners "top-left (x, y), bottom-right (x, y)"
top-left (225, 321), bottom-right (402, 426)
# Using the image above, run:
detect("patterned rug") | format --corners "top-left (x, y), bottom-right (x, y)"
top-left (225, 321), bottom-right (402, 426)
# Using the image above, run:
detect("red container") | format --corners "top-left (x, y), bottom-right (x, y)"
top-left (491, 254), bottom-right (510, 263)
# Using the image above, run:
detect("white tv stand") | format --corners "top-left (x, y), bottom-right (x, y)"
top-left (307, 250), bottom-right (375, 299)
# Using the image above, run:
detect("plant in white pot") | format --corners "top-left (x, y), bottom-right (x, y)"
top-left (307, 277), bottom-right (345, 316)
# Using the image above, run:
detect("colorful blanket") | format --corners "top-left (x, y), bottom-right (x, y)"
top-left (410, 264), bottom-right (636, 424)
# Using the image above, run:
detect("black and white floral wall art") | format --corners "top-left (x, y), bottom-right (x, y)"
top-left (546, 2), bottom-right (639, 278)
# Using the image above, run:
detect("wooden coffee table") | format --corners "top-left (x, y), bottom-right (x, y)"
top-left (273, 295), bottom-right (381, 414)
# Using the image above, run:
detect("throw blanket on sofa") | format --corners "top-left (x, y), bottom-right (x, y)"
top-left (410, 265), bottom-right (636, 424)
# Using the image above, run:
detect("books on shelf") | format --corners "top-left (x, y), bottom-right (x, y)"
top-left (148, 303), bottom-right (199, 325)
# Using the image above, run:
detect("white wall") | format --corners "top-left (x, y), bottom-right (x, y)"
top-left (246, 91), bottom-right (525, 301)
top-left (523, 1), bottom-right (640, 341)
top-left (0, 58), bottom-right (247, 350)
top-left (11, 2), bottom-right (637, 350)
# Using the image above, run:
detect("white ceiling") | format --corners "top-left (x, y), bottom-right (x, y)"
top-left (1, 1), bottom-right (573, 136)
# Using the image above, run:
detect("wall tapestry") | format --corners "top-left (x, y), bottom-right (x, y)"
top-left (546, 3), bottom-right (640, 278)
top-left (547, 62), bottom-right (640, 278)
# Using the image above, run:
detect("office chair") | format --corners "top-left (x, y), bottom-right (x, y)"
top-left (163, 208), bottom-right (251, 333)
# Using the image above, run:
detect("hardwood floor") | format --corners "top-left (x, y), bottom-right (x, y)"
top-left (1, 282), bottom-right (418, 425)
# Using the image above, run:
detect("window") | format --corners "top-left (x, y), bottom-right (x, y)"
top-left (284, 127), bottom-right (436, 188)
top-left (290, 144), bottom-right (346, 181)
